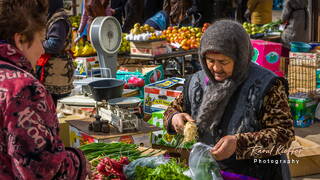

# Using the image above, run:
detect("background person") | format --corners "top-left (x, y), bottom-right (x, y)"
top-left (281, 0), bottom-right (309, 50)
top-left (78, 0), bottom-right (114, 38)
top-left (122, 0), bottom-right (144, 33)
top-left (37, 0), bottom-right (75, 106)
top-left (245, 0), bottom-right (273, 25)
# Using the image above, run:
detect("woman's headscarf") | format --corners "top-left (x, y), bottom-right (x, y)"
top-left (196, 20), bottom-right (254, 145)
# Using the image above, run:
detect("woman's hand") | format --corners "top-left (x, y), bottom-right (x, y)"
top-left (171, 113), bottom-right (195, 134)
top-left (211, 135), bottom-right (237, 161)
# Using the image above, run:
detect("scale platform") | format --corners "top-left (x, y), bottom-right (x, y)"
top-left (58, 89), bottom-right (140, 107)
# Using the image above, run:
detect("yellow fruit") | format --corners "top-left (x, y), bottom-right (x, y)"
top-left (81, 43), bottom-right (91, 56)
top-left (120, 46), bottom-right (126, 53)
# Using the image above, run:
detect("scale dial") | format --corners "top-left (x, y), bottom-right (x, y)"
top-left (90, 16), bottom-right (122, 54)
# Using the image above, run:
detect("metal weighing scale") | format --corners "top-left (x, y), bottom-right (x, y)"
top-left (90, 16), bottom-right (122, 78)
top-left (60, 16), bottom-right (141, 133)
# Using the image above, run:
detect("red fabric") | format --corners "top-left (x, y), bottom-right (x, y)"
top-left (0, 43), bottom-right (87, 180)
top-left (37, 53), bottom-right (51, 83)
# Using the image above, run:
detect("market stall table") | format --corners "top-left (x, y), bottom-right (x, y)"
top-left (67, 118), bottom-right (161, 147)
top-left (119, 49), bottom-right (198, 77)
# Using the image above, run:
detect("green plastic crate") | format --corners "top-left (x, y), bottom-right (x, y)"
top-left (289, 94), bottom-right (317, 128)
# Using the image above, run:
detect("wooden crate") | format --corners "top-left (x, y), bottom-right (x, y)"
top-left (288, 52), bottom-right (320, 94)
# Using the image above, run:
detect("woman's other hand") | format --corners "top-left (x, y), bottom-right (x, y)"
top-left (211, 135), bottom-right (237, 161)
top-left (171, 113), bottom-right (195, 134)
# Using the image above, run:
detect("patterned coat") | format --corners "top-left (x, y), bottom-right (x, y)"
top-left (43, 9), bottom-right (75, 95)
top-left (0, 43), bottom-right (87, 179)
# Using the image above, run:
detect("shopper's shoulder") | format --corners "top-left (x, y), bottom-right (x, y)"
top-left (0, 69), bottom-right (43, 99)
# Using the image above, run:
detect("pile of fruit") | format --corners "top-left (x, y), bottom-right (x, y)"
top-left (69, 15), bottom-right (81, 29)
top-left (242, 22), bottom-right (266, 35)
top-left (162, 26), bottom-right (201, 50)
top-left (79, 142), bottom-right (163, 180)
top-left (71, 38), bottom-right (97, 57)
top-left (243, 20), bottom-right (282, 35)
top-left (119, 33), bottom-right (130, 54)
top-left (126, 23), bottom-right (166, 41)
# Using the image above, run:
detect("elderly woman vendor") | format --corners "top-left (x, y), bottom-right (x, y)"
top-left (164, 20), bottom-right (294, 180)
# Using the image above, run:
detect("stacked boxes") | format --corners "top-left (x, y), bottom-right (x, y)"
top-left (251, 40), bottom-right (283, 76)
top-left (289, 93), bottom-right (317, 128)
top-left (288, 52), bottom-right (320, 94)
top-left (144, 77), bottom-right (184, 114)
top-left (116, 65), bottom-right (164, 98)
top-left (74, 56), bottom-right (100, 77)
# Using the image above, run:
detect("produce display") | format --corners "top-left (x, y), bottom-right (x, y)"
top-left (69, 15), bottom-right (81, 29)
top-left (124, 156), bottom-right (190, 180)
top-left (242, 20), bottom-right (282, 35)
top-left (134, 160), bottom-right (190, 180)
top-left (242, 22), bottom-right (266, 35)
top-left (95, 156), bottom-right (129, 180)
top-left (71, 38), bottom-right (97, 57)
top-left (119, 33), bottom-right (130, 54)
top-left (162, 23), bottom-right (209, 50)
top-left (80, 142), bottom-right (164, 180)
top-left (126, 23), bottom-right (166, 41)
top-left (153, 132), bottom-right (195, 149)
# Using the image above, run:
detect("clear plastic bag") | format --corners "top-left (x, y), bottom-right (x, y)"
top-left (123, 155), bottom-right (170, 180)
top-left (184, 142), bottom-right (223, 180)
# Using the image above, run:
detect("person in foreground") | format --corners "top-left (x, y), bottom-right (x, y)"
top-left (0, 0), bottom-right (87, 179)
top-left (164, 20), bottom-right (295, 180)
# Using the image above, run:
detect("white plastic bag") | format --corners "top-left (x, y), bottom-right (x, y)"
top-left (184, 142), bottom-right (223, 180)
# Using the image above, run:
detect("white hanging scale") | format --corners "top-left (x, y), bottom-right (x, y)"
top-left (90, 16), bottom-right (122, 78)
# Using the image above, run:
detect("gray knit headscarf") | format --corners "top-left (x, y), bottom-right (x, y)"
top-left (197, 20), bottom-right (253, 145)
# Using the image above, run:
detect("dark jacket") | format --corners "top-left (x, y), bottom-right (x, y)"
top-left (143, 0), bottom-right (164, 21)
top-left (122, 0), bottom-right (144, 33)
top-left (111, 0), bottom-right (127, 25)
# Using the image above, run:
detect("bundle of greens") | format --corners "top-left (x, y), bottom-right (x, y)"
top-left (79, 142), bottom-right (161, 167)
top-left (134, 159), bottom-right (191, 180)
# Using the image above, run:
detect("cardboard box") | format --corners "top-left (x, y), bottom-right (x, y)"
top-left (251, 40), bottom-right (283, 76)
top-left (144, 77), bottom-right (184, 114)
top-left (116, 65), bottom-right (164, 86)
top-left (74, 56), bottom-right (100, 77)
top-left (116, 65), bottom-right (164, 98)
top-left (67, 118), bottom-right (160, 148)
top-left (287, 136), bottom-right (320, 177)
top-left (130, 40), bottom-right (169, 56)
top-left (289, 94), bottom-right (317, 128)
top-left (147, 110), bottom-right (165, 129)
top-left (151, 131), bottom-right (191, 163)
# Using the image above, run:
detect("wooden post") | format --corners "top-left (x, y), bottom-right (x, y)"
top-left (72, 0), bottom-right (77, 15)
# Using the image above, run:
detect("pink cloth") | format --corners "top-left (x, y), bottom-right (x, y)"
top-left (0, 43), bottom-right (87, 180)
top-left (78, 0), bottom-right (113, 35)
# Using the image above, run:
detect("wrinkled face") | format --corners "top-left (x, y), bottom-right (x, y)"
top-left (15, 31), bottom-right (45, 69)
top-left (205, 53), bottom-right (234, 82)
